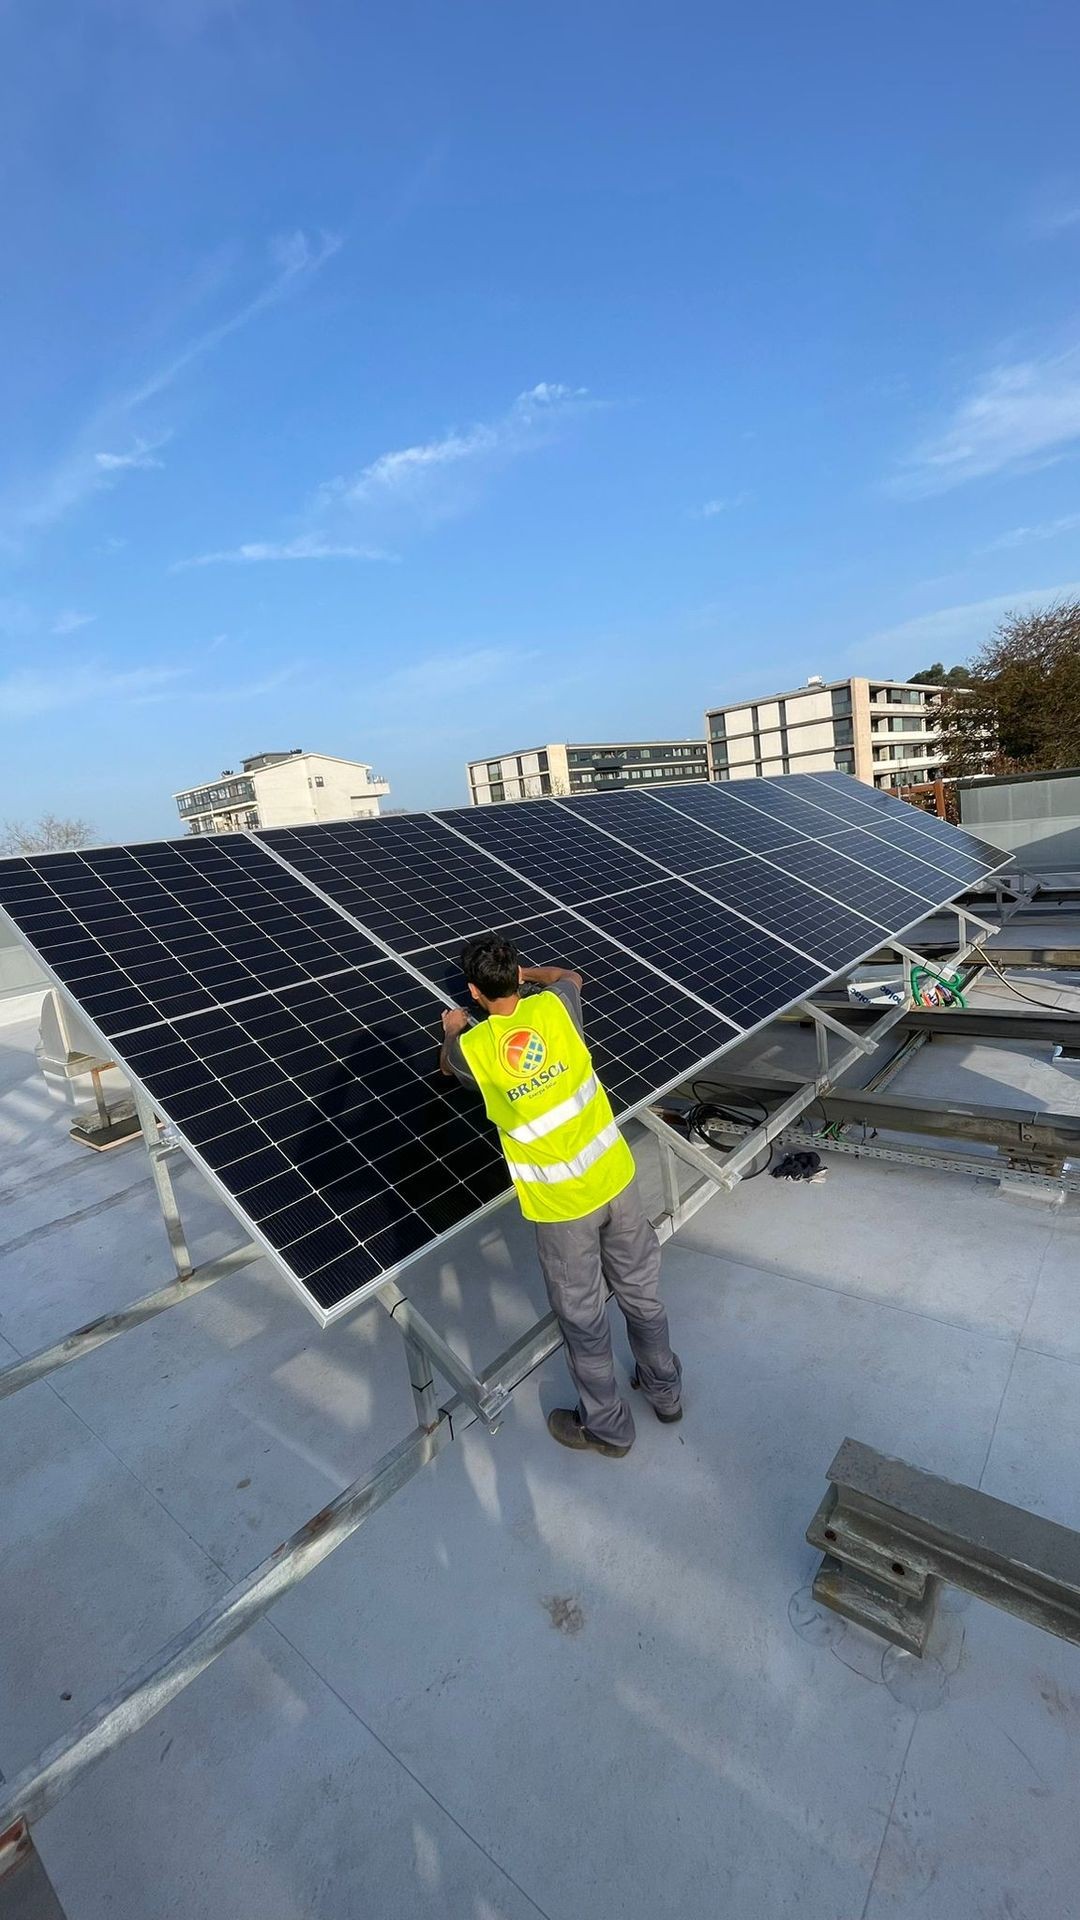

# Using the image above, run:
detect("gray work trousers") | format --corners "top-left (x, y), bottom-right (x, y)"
top-left (534, 1177), bottom-right (681, 1450)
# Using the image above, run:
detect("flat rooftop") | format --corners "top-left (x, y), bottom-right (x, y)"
top-left (3, 949), bottom-right (1080, 1918)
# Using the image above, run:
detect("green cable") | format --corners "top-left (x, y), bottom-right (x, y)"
top-left (910, 963), bottom-right (966, 1009)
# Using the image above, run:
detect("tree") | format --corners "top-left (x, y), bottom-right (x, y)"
top-left (0, 814), bottom-right (96, 855)
top-left (937, 599), bottom-right (1080, 777)
top-left (909, 661), bottom-right (976, 687)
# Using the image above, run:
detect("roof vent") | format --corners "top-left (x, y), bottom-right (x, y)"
top-left (806, 674), bottom-right (825, 687)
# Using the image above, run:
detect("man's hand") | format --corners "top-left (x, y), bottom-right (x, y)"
top-left (441, 1008), bottom-right (470, 1037)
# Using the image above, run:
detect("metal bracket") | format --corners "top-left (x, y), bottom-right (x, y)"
top-left (377, 1280), bottom-right (508, 1429)
top-left (807, 1438), bottom-right (1080, 1657)
top-left (639, 993), bottom-right (914, 1191)
top-left (133, 1093), bottom-right (192, 1280)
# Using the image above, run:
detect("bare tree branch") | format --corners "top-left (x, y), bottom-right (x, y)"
top-left (0, 814), bottom-right (97, 856)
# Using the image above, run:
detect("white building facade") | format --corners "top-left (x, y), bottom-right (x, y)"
top-left (174, 750), bottom-right (390, 835)
top-left (466, 738), bottom-right (709, 805)
top-left (706, 677), bottom-right (949, 790)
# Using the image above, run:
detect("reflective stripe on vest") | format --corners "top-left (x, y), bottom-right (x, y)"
top-left (503, 1073), bottom-right (599, 1144)
top-left (506, 1119), bottom-right (621, 1185)
top-left (457, 989), bottom-right (635, 1223)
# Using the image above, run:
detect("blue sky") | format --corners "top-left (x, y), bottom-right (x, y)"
top-left (2, 0), bottom-right (1080, 841)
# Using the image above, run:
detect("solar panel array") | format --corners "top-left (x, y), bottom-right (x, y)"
top-left (0, 778), bottom-right (1007, 1325)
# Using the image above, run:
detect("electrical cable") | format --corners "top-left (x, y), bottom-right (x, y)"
top-left (970, 945), bottom-right (1080, 1014)
top-left (683, 1079), bottom-right (774, 1176)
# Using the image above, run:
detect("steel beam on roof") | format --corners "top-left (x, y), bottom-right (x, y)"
top-left (0, 1242), bottom-right (263, 1403)
top-left (678, 1069), bottom-right (1080, 1161)
top-left (806, 1438), bottom-right (1080, 1657)
top-left (828, 1004), bottom-right (1080, 1045)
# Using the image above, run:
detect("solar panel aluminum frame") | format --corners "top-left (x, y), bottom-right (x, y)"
top-left (436, 787), bottom-right (1010, 1039)
top-left (633, 783), bottom-right (1008, 928)
top-left (0, 894), bottom-right (520, 1331)
top-left (0, 781), bottom-right (1008, 1330)
top-left (0, 844), bottom-right (733, 1331)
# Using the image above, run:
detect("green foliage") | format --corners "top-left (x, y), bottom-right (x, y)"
top-left (937, 600), bottom-right (1080, 777)
top-left (908, 662), bottom-right (976, 687)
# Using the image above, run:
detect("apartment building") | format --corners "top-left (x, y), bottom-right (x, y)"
top-left (705, 677), bottom-right (951, 790)
top-left (466, 738), bottom-right (709, 805)
top-left (174, 749), bottom-right (390, 834)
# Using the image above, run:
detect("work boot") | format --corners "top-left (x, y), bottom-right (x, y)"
top-left (630, 1366), bottom-right (684, 1424)
top-left (546, 1408), bottom-right (631, 1458)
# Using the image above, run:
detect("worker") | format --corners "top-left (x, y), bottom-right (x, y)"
top-left (439, 931), bottom-right (682, 1457)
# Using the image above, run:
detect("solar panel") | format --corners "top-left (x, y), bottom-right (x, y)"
top-left (744, 771), bottom-right (996, 884)
top-left (569, 878), bottom-right (829, 1028)
top-left (799, 773), bottom-right (1006, 868)
top-left (115, 962), bottom-right (509, 1317)
top-left (684, 858), bottom-right (890, 970)
top-left (763, 836), bottom-right (935, 931)
top-left (260, 814), bottom-right (551, 953)
top-left (437, 799), bottom-right (658, 904)
top-left (634, 780), bottom-right (819, 854)
top-left (558, 789), bottom-right (750, 872)
top-left (706, 780), bottom-right (988, 906)
top-left (0, 776), bottom-right (1008, 1328)
top-left (0, 836), bottom-right (384, 1039)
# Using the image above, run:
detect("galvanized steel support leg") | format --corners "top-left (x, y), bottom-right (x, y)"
top-left (401, 1333), bottom-right (440, 1433)
top-left (378, 1280), bottom-right (507, 1428)
top-left (659, 1135), bottom-right (681, 1221)
top-left (89, 1067), bottom-right (109, 1128)
top-left (134, 1093), bottom-right (192, 1280)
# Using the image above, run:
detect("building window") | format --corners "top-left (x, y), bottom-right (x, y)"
top-left (537, 750), bottom-right (549, 773)
top-left (489, 782), bottom-right (505, 802)
top-left (831, 687), bottom-right (852, 716)
top-left (314, 775), bottom-right (324, 787)
top-left (487, 761), bottom-right (502, 780)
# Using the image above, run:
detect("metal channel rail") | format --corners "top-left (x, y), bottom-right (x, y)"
top-left (807, 1440), bottom-right (1080, 1657)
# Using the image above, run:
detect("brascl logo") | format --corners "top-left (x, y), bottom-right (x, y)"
top-left (499, 1028), bottom-right (547, 1075)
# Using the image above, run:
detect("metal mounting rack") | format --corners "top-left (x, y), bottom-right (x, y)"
top-left (0, 902), bottom-right (1015, 1914)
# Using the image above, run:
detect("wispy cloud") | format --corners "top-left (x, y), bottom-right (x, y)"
top-left (51, 610), bottom-right (96, 635)
top-left (121, 229), bottom-right (340, 412)
top-left (893, 347), bottom-right (1080, 495)
top-left (315, 382), bottom-right (594, 524)
top-left (856, 580), bottom-right (1080, 664)
top-left (370, 645), bottom-right (535, 706)
top-left (981, 511), bottom-right (1080, 552)
top-left (1, 230), bottom-right (341, 544)
top-left (695, 492), bottom-right (750, 518)
top-left (180, 382), bottom-right (597, 569)
top-left (171, 534), bottom-right (392, 571)
top-left (95, 434), bottom-right (169, 473)
top-left (0, 663), bottom-right (188, 719)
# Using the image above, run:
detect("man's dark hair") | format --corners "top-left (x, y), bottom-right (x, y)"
top-left (460, 932), bottom-right (521, 1000)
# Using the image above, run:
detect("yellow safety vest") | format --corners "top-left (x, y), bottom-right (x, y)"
top-left (459, 989), bottom-right (635, 1224)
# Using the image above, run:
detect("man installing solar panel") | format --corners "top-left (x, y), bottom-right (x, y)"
top-left (439, 932), bottom-right (682, 1457)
